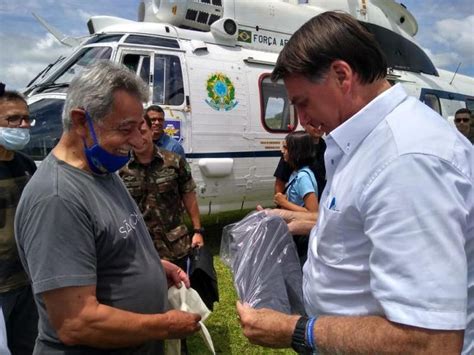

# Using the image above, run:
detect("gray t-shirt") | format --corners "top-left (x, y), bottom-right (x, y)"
top-left (15, 153), bottom-right (168, 354)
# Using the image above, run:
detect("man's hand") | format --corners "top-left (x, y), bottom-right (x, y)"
top-left (257, 205), bottom-right (292, 220)
top-left (273, 192), bottom-right (287, 207)
top-left (236, 301), bottom-right (299, 348)
top-left (191, 233), bottom-right (204, 248)
top-left (163, 310), bottom-right (201, 339)
top-left (255, 206), bottom-right (317, 235)
top-left (162, 260), bottom-right (190, 289)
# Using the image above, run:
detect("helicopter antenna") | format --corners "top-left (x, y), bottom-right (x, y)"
top-left (449, 62), bottom-right (462, 85)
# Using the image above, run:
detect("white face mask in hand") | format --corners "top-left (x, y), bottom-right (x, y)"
top-left (0, 127), bottom-right (30, 151)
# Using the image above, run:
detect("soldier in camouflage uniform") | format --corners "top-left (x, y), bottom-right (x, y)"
top-left (120, 114), bottom-right (204, 267)
top-left (0, 91), bottom-right (38, 354)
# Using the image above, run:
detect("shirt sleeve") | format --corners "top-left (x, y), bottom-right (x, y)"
top-left (172, 141), bottom-right (186, 159)
top-left (360, 153), bottom-right (471, 330)
top-left (16, 195), bottom-right (97, 294)
top-left (295, 168), bottom-right (317, 200)
top-left (177, 157), bottom-right (196, 194)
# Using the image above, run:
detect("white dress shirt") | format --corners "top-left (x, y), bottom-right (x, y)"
top-left (302, 84), bottom-right (473, 354)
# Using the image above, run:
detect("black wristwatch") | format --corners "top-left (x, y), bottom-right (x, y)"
top-left (291, 316), bottom-right (312, 354)
top-left (193, 227), bottom-right (205, 234)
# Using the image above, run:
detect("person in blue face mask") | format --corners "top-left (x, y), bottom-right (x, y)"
top-left (0, 90), bottom-right (38, 355)
top-left (14, 62), bottom-right (201, 355)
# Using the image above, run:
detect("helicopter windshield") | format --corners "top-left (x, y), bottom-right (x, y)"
top-left (27, 56), bottom-right (65, 88)
top-left (53, 46), bottom-right (112, 85)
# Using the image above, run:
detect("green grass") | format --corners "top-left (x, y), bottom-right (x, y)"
top-left (184, 209), bottom-right (294, 354)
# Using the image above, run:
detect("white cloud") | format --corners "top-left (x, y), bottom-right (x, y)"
top-left (389, 0), bottom-right (473, 75)
top-left (0, 0), bottom-right (56, 16)
top-left (7, 64), bottom-right (38, 90)
top-left (0, 33), bottom-right (71, 90)
top-left (423, 47), bottom-right (461, 68)
top-left (77, 9), bottom-right (94, 23)
top-left (434, 16), bottom-right (474, 51)
top-left (0, 0), bottom-right (136, 90)
top-left (36, 34), bottom-right (58, 50)
top-left (429, 15), bottom-right (474, 71)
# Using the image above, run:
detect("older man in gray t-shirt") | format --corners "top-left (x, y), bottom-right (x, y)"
top-left (15, 62), bottom-right (200, 354)
top-left (16, 154), bottom-right (169, 354)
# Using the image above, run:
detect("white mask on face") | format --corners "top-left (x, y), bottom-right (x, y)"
top-left (0, 127), bottom-right (30, 151)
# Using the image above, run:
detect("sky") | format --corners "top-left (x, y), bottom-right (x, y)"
top-left (0, 0), bottom-right (473, 90)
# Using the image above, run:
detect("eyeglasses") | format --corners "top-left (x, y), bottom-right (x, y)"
top-left (1, 115), bottom-right (36, 127)
top-left (454, 118), bottom-right (470, 124)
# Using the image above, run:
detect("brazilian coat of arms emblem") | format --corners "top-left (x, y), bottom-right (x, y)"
top-left (205, 72), bottom-right (238, 111)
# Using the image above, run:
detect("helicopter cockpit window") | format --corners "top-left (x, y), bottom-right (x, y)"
top-left (21, 98), bottom-right (64, 160)
top-left (153, 55), bottom-right (184, 105)
top-left (154, 57), bottom-right (165, 103)
top-left (422, 93), bottom-right (441, 115)
top-left (120, 52), bottom-right (184, 106)
top-left (53, 46), bottom-right (112, 85)
top-left (85, 34), bottom-right (124, 45)
top-left (123, 54), bottom-right (151, 85)
top-left (260, 75), bottom-right (296, 133)
top-left (125, 35), bottom-right (180, 49)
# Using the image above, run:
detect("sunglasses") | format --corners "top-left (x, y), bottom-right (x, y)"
top-left (0, 114), bottom-right (36, 127)
top-left (454, 118), bottom-right (470, 123)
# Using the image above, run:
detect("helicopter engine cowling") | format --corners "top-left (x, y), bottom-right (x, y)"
top-left (138, 0), bottom-right (224, 32)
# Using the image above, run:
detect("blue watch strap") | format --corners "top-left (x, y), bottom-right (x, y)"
top-left (306, 316), bottom-right (318, 352)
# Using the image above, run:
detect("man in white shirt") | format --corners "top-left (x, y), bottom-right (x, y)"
top-left (238, 11), bottom-right (473, 354)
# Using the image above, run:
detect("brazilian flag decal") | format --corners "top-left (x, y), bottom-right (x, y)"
top-left (238, 29), bottom-right (252, 43)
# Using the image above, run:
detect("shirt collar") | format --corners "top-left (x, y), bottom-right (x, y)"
top-left (328, 84), bottom-right (408, 156)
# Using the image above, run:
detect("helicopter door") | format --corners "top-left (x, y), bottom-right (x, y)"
top-left (116, 48), bottom-right (189, 152)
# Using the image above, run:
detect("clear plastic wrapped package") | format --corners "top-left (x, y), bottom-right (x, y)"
top-left (220, 211), bottom-right (305, 315)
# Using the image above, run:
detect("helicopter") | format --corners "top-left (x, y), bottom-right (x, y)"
top-left (22, 0), bottom-right (474, 214)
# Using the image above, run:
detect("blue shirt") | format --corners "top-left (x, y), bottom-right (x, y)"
top-left (286, 167), bottom-right (317, 207)
top-left (302, 84), bottom-right (473, 354)
top-left (155, 134), bottom-right (185, 159)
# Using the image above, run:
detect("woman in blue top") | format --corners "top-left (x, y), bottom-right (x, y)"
top-left (274, 131), bottom-right (319, 213)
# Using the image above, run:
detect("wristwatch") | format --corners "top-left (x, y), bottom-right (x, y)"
top-left (291, 316), bottom-right (313, 354)
top-left (193, 227), bottom-right (205, 234)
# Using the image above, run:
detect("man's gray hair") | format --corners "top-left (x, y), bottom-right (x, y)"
top-left (62, 61), bottom-right (149, 131)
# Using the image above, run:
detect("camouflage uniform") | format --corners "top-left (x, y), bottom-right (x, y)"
top-left (120, 147), bottom-right (196, 261)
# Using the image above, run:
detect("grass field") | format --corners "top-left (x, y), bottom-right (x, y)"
top-left (183, 209), bottom-right (294, 355)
